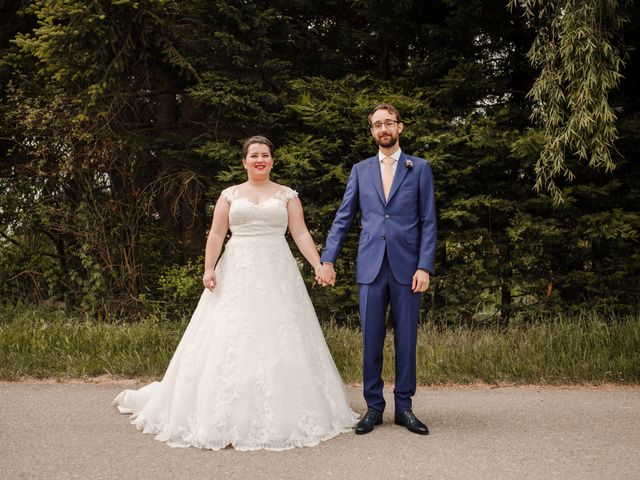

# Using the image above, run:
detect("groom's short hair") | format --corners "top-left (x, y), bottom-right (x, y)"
top-left (368, 103), bottom-right (403, 126)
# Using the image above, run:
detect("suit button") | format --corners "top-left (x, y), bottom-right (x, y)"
top-left (381, 235), bottom-right (386, 240)
top-left (384, 214), bottom-right (390, 219)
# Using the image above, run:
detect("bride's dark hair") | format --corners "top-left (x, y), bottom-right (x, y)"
top-left (242, 135), bottom-right (274, 158)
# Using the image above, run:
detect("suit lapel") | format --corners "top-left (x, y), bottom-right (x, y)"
top-left (386, 152), bottom-right (409, 203)
top-left (367, 156), bottom-right (386, 204)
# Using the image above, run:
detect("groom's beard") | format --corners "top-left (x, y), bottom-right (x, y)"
top-left (375, 133), bottom-right (399, 149)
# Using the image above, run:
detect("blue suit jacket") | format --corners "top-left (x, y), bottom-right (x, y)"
top-left (321, 151), bottom-right (437, 285)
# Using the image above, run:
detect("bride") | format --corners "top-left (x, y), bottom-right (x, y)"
top-left (113, 136), bottom-right (358, 451)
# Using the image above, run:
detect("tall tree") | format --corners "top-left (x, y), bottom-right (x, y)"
top-left (1, 0), bottom-right (637, 319)
top-left (508, 0), bottom-right (630, 203)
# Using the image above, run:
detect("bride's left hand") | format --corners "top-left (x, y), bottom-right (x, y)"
top-left (315, 263), bottom-right (336, 287)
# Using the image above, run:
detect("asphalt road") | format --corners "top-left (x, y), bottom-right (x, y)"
top-left (1, 381), bottom-right (639, 480)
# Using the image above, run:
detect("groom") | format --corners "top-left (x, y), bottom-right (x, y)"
top-left (317, 103), bottom-right (436, 435)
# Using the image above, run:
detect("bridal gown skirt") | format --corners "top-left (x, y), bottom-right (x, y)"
top-left (114, 215), bottom-right (358, 450)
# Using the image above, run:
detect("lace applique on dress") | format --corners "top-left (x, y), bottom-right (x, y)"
top-left (221, 186), bottom-right (239, 203)
top-left (221, 185), bottom-right (296, 204)
top-left (275, 186), bottom-right (298, 203)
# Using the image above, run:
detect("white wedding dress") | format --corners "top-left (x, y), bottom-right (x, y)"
top-left (113, 185), bottom-right (357, 451)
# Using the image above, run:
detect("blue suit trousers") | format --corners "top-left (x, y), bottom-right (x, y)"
top-left (359, 253), bottom-right (421, 414)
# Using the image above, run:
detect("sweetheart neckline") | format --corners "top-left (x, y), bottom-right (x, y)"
top-left (233, 196), bottom-right (282, 207)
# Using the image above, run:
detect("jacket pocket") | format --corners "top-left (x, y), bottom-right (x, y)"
top-left (404, 232), bottom-right (419, 245)
top-left (359, 232), bottom-right (370, 245)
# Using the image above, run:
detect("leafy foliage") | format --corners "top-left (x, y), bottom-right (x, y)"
top-left (509, 0), bottom-right (630, 203)
top-left (0, 0), bottom-right (638, 322)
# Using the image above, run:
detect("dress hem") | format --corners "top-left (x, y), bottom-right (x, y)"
top-left (119, 409), bottom-right (358, 452)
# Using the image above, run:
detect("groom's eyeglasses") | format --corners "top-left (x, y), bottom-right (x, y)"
top-left (371, 120), bottom-right (399, 130)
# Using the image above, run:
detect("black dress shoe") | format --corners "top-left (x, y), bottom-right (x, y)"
top-left (355, 409), bottom-right (383, 435)
top-left (394, 410), bottom-right (429, 435)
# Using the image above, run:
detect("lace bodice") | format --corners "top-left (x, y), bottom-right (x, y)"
top-left (221, 185), bottom-right (298, 238)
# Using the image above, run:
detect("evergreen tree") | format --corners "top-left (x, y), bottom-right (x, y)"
top-left (0, 0), bottom-right (637, 319)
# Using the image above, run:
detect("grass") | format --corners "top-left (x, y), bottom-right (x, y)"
top-left (1, 305), bottom-right (639, 384)
top-left (0, 306), bottom-right (181, 380)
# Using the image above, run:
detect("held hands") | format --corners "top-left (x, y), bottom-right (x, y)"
top-left (203, 269), bottom-right (217, 291)
top-left (315, 263), bottom-right (336, 287)
top-left (412, 269), bottom-right (430, 293)
top-left (315, 264), bottom-right (429, 291)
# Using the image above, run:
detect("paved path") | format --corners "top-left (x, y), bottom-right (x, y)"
top-left (1, 381), bottom-right (639, 480)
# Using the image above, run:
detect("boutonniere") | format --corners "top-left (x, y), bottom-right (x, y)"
top-left (405, 159), bottom-right (413, 170)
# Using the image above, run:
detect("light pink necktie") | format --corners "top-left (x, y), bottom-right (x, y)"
top-left (382, 156), bottom-right (395, 199)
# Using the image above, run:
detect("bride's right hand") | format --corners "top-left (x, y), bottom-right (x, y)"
top-left (203, 269), bottom-right (217, 291)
